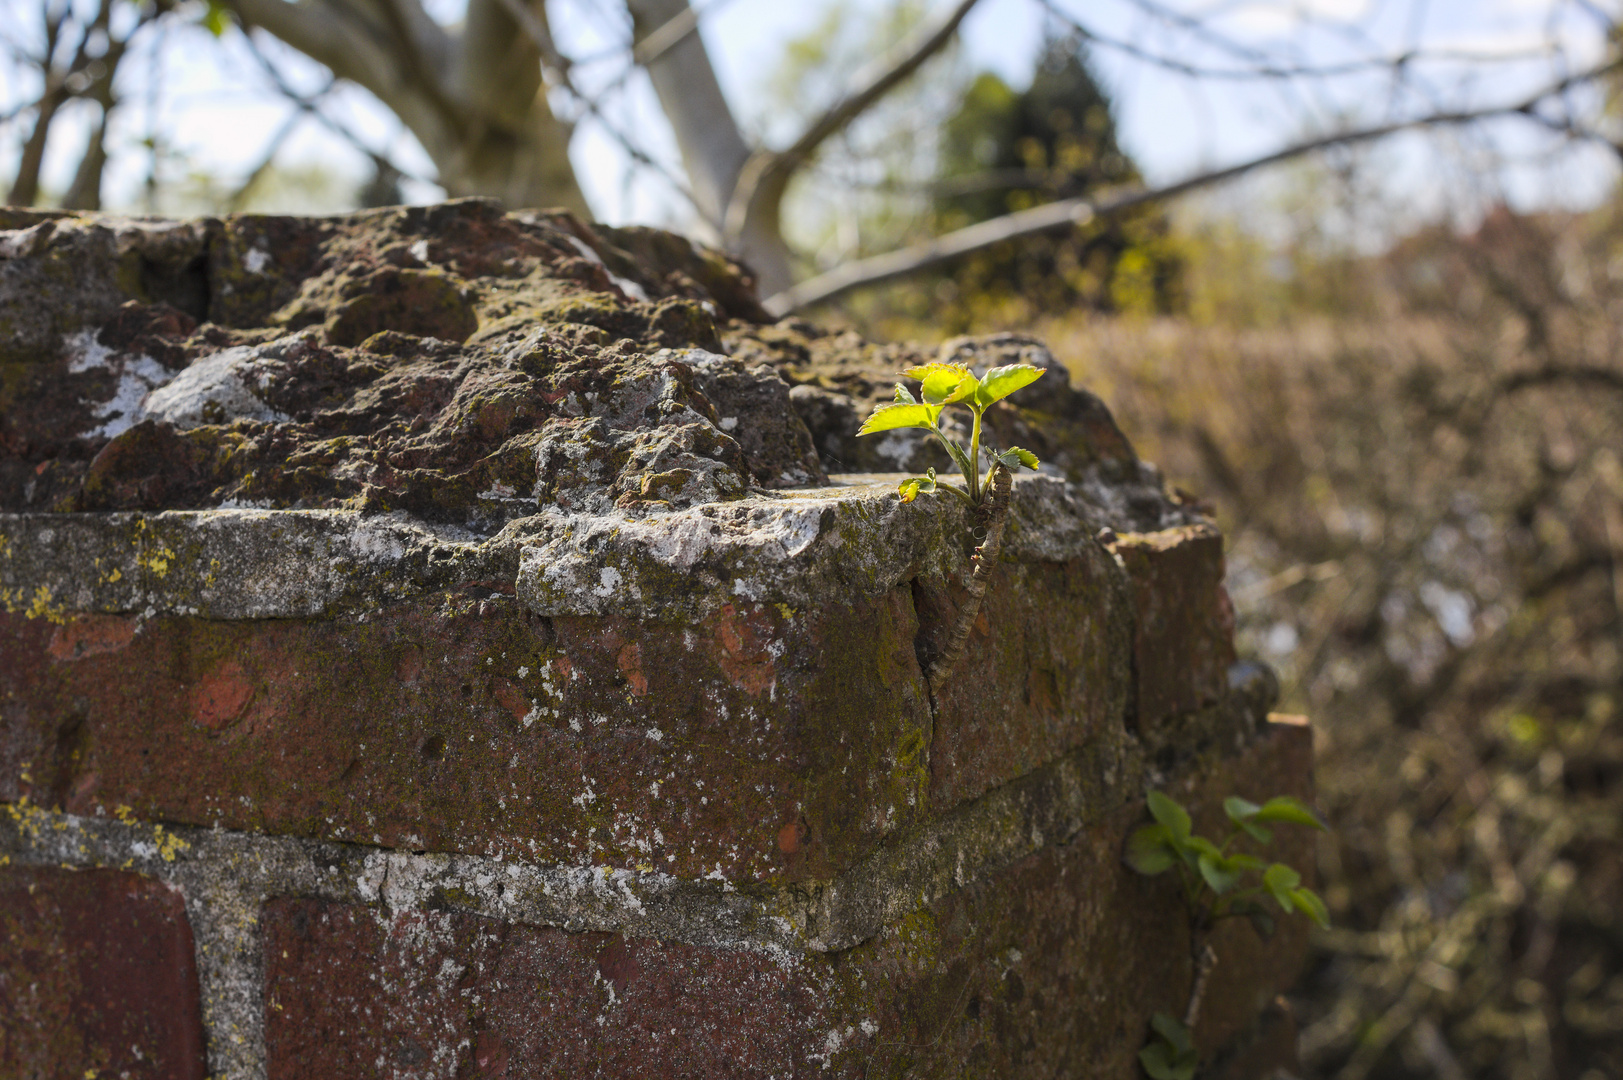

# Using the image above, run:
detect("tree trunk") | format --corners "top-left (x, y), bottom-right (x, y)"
top-left (225, 0), bottom-right (589, 217)
top-left (62, 110), bottom-right (110, 210)
top-left (7, 91), bottom-right (65, 206)
top-left (625, 0), bottom-right (795, 295)
top-left (425, 94), bottom-right (588, 215)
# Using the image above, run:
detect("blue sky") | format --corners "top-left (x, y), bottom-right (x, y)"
top-left (1, 0), bottom-right (1616, 230)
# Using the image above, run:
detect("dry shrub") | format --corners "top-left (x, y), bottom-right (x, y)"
top-left (1033, 207), bottom-right (1623, 1080)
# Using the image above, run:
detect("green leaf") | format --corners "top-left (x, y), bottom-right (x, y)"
top-left (1149, 1013), bottom-right (1194, 1056)
top-left (1230, 898), bottom-right (1277, 940)
top-left (1223, 796), bottom-right (1261, 822)
top-left (903, 362), bottom-right (977, 405)
top-left (1263, 862), bottom-right (1302, 912)
top-left (1289, 886), bottom-right (1332, 929)
top-left (1198, 853), bottom-right (1243, 895)
top-left (897, 470), bottom-right (938, 504)
top-left (1226, 853), bottom-right (1266, 872)
top-left (201, 0), bottom-right (232, 35)
top-left (1146, 791), bottom-right (1191, 843)
top-left (893, 383), bottom-right (917, 404)
top-left (858, 402), bottom-right (938, 436)
top-left (971, 363), bottom-right (1045, 408)
top-left (1125, 824), bottom-right (1177, 875)
top-left (1253, 796), bottom-right (1328, 830)
top-left (1223, 796), bottom-right (1274, 842)
top-left (1010, 446), bottom-right (1040, 469)
top-left (1183, 835), bottom-right (1223, 861)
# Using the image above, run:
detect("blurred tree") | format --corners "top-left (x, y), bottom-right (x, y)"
top-left (930, 34), bottom-right (1182, 319)
top-left (6, 0), bottom-right (172, 210)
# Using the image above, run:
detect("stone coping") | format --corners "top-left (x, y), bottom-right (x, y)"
top-left (1, 472), bottom-right (1116, 623)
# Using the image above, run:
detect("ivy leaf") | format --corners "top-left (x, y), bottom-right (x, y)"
top-left (1263, 862), bottom-right (1302, 912)
top-left (1146, 791), bottom-right (1191, 843)
top-left (902, 362), bottom-right (977, 405)
top-left (1125, 823), bottom-right (1178, 875)
top-left (893, 383), bottom-right (918, 404)
top-left (971, 363), bottom-right (1045, 408)
top-left (858, 402), bottom-right (939, 436)
top-left (1253, 795), bottom-right (1328, 830)
top-left (1289, 886), bottom-right (1331, 929)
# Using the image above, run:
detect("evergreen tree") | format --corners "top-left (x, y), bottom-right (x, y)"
top-left (933, 33), bottom-right (1182, 320)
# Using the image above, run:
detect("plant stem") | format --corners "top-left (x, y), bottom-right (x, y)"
top-left (1183, 942), bottom-right (1218, 1030)
top-left (926, 462), bottom-right (1012, 688)
top-left (967, 406), bottom-right (984, 502)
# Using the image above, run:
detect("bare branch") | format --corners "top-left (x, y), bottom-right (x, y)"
top-left (491, 0), bottom-right (703, 215)
top-left (222, 0), bottom-right (464, 148)
top-left (630, 2), bottom-right (697, 66)
top-left (764, 62), bottom-right (1623, 316)
top-left (722, 0), bottom-right (982, 244)
top-left (238, 34), bottom-right (427, 185)
top-left (1034, 0), bottom-right (1559, 83)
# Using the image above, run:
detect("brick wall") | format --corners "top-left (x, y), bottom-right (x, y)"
top-left (1, 481), bottom-right (1312, 1079)
top-left (0, 204), bottom-right (1315, 1079)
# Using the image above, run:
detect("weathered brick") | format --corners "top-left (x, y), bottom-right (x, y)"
top-left (253, 721), bottom-right (1312, 1079)
top-left (0, 866), bottom-right (206, 1080)
top-left (0, 587), bottom-right (929, 884)
top-left (264, 898), bottom-right (834, 1080)
top-left (1108, 524), bottom-right (1238, 730)
top-left (921, 552), bottom-right (1133, 810)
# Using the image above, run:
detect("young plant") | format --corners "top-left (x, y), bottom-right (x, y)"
top-left (855, 361), bottom-right (1045, 689)
top-left (855, 361), bottom-right (1044, 507)
top-left (1127, 790), bottom-right (1330, 1080)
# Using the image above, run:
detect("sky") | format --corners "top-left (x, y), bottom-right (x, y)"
top-left (1, 0), bottom-right (1617, 235)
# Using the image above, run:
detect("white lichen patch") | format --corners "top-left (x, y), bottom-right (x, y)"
top-left (143, 344), bottom-right (292, 428)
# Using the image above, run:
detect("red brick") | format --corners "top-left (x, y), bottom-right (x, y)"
top-left (921, 554), bottom-right (1132, 810)
top-left (263, 899), bottom-right (834, 1080)
top-left (256, 722), bottom-right (1314, 1080)
top-left (1109, 524), bottom-right (1238, 729)
top-left (0, 866), bottom-right (206, 1080)
top-left (0, 589), bottom-right (930, 884)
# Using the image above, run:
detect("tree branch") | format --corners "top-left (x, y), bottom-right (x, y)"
top-left (764, 61), bottom-right (1623, 315)
top-left (722, 0), bottom-right (982, 244)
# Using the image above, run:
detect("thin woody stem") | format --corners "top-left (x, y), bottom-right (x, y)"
top-left (1183, 942), bottom-right (1219, 1030)
top-left (926, 463), bottom-right (1013, 689)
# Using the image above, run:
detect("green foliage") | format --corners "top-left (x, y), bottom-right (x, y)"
top-left (925, 32), bottom-right (1184, 324)
top-left (1127, 790), bottom-right (1329, 931)
top-left (1139, 1013), bottom-right (1199, 1080)
top-left (856, 362), bottom-right (1044, 504)
top-left (1128, 790), bottom-right (1329, 1079)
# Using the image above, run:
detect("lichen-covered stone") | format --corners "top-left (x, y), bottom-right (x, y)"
top-left (0, 201), bottom-right (824, 530)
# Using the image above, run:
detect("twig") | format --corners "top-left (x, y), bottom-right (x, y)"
top-left (1184, 942), bottom-right (1219, 1029)
top-left (722, 0), bottom-right (982, 243)
top-left (927, 463), bottom-right (1012, 688)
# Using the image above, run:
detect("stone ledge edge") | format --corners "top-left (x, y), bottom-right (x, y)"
top-left (0, 474), bottom-right (1119, 622)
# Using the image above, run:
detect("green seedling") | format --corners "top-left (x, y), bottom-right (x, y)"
top-left (1127, 790), bottom-right (1330, 1080)
top-left (855, 360), bottom-right (1046, 689)
top-left (856, 361), bottom-right (1044, 506)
